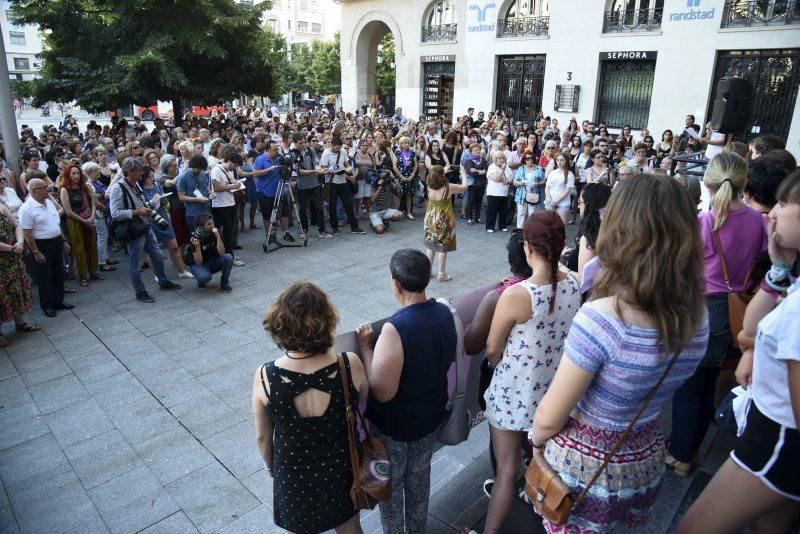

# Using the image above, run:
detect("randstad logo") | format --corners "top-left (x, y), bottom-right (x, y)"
top-left (671, 0), bottom-right (715, 21)
top-left (468, 2), bottom-right (496, 32)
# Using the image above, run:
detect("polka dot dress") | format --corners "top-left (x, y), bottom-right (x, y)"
top-left (263, 357), bottom-right (359, 534)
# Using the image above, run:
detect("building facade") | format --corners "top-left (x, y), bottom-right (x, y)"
top-left (2, 0), bottom-right (44, 83)
top-left (340, 0), bottom-right (800, 156)
top-left (251, 0), bottom-right (340, 44)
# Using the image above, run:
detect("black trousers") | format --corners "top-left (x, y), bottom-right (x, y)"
top-left (485, 196), bottom-right (508, 231)
top-left (211, 205), bottom-right (237, 254)
top-left (328, 182), bottom-right (358, 231)
top-left (31, 237), bottom-right (65, 312)
top-left (297, 186), bottom-right (326, 233)
top-left (466, 185), bottom-right (485, 221)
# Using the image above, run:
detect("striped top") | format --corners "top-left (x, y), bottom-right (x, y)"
top-left (565, 305), bottom-right (709, 431)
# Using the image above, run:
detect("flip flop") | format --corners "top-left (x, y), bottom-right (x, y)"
top-left (15, 322), bottom-right (41, 333)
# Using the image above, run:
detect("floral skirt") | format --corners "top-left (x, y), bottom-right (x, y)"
top-left (541, 415), bottom-right (665, 534)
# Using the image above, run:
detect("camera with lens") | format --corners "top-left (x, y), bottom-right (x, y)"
top-left (279, 149), bottom-right (302, 179)
top-left (365, 169), bottom-right (392, 188)
top-left (143, 199), bottom-right (169, 229)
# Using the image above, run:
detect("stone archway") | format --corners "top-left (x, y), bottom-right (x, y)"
top-left (341, 11), bottom-right (403, 112)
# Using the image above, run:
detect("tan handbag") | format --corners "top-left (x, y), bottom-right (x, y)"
top-left (711, 230), bottom-right (751, 349)
top-left (525, 348), bottom-right (683, 526)
top-left (337, 354), bottom-right (392, 510)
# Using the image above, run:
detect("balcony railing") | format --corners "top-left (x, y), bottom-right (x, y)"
top-left (497, 16), bottom-right (550, 38)
top-left (421, 23), bottom-right (458, 43)
top-left (603, 7), bottom-right (663, 33)
top-left (721, 0), bottom-right (799, 27)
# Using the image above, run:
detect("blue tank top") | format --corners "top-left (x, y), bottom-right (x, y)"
top-left (366, 299), bottom-right (457, 442)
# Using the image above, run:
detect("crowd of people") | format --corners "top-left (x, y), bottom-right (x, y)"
top-left (0, 103), bottom-right (798, 533)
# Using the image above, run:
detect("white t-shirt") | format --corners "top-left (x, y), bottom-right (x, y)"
top-left (705, 131), bottom-right (726, 161)
top-left (319, 148), bottom-right (349, 184)
top-left (18, 197), bottom-right (62, 239)
top-left (751, 283), bottom-right (800, 429)
top-left (486, 163), bottom-right (512, 197)
top-left (546, 170), bottom-right (574, 210)
top-left (210, 165), bottom-right (236, 208)
top-left (0, 187), bottom-right (23, 214)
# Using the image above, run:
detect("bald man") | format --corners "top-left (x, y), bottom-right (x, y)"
top-left (18, 178), bottom-right (74, 316)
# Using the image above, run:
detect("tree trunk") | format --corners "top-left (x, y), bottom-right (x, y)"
top-left (172, 97), bottom-right (184, 126)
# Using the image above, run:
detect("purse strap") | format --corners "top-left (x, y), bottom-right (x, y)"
top-left (573, 347), bottom-right (683, 507)
top-left (711, 229), bottom-right (733, 293)
top-left (337, 353), bottom-right (364, 491)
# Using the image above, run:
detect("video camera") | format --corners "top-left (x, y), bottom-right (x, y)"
top-left (365, 169), bottom-right (393, 188)
top-left (278, 149), bottom-right (303, 180)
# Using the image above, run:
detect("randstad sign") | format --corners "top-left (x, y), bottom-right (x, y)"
top-left (468, 2), bottom-right (496, 32)
top-left (670, 0), bottom-right (715, 21)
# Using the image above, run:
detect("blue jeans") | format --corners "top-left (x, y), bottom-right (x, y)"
top-left (190, 253), bottom-right (233, 287)
top-left (128, 228), bottom-right (168, 294)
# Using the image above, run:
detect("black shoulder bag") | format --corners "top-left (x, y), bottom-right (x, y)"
top-left (110, 183), bottom-right (149, 242)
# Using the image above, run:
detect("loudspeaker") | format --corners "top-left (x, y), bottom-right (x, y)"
top-left (710, 77), bottom-right (753, 134)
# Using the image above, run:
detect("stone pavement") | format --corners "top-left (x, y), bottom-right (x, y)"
top-left (0, 212), bottom-right (727, 533)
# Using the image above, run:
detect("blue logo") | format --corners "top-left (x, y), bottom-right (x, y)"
top-left (671, 0), bottom-right (714, 21)
top-left (468, 2), bottom-right (496, 32)
top-left (687, 0), bottom-right (700, 7)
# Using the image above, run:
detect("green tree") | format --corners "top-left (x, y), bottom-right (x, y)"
top-left (376, 33), bottom-right (395, 98)
top-left (288, 42), bottom-right (314, 95)
top-left (309, 32), bottom-right (341, 96)
top-left (10, 0), bottom-right (284, 116)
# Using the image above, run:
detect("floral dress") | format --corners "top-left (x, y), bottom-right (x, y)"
top-left (394, 148), bottom-right (416, 196)
top-left (484, 277), bottom-right (580, 431)
top-left (424, 184), bottom-right (457, 252)
top-left (0, 213), bottom-right (33, 322)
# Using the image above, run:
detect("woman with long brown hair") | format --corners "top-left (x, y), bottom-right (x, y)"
top-left (482, 211), bottom-right (581, 532)
top-left (531, 174), bottom-right (710, 533)
top-left (58, 164), bottom-right (101, 286)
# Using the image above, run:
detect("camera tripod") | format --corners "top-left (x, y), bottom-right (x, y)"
top-left (263, 172), bottom-right (308, 254)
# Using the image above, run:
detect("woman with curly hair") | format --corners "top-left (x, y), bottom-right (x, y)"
top-left (58, 164), bottom-right (101, 286)
top-left (252, 282), bottom-right (368, 534)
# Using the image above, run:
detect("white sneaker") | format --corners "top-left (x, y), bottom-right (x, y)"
top-left (233, 259), bottom-right (245, 267)
top-left (178, 271), bottom-right (195, 279)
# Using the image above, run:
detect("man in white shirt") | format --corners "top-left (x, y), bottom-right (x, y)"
top-left (319, 137), bottom-right (365, 235)
top-left (18, 178), bottom-right (73, 316)
top-left (210, 152), bottom-right (244, 266)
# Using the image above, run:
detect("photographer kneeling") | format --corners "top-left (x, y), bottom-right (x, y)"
top-left (109, 158), bottom-right (181, 303)
top-left (185, 214), bottom-right (233, 293)
top-left (367, 168), bottom-right (404, 234)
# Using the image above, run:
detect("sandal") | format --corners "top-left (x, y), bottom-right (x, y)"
top-left (437, 273), bottom-right (453, 282)
top-left (666, 453), bottom-right (692, 477)
top-left (99, 264), bottom-right (116, 272)
top-left (89, 273), bottom-right (105, 281)
top-left (15, 322), bottom-right (40, 333)
top-left (80, 279), bottom-right (89, 287)
top-left (63, 287), bottom-right (76, 294)
top-left (0, 335), bottom-right (7, 348)
top-left (249, 224), bottom-right (260, 230)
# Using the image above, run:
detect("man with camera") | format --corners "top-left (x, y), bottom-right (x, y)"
top-left (292, 133), bottom-right (332, 239)
top-left (367, 169), bottom-right (404, 234)
top-left (253, 140), bottom-right (294, 243)
top-left (319, 136), bottom-right (365, 236)
top-left (186, 215), bottom-right (233, 293)
top-left (110, 158), bottom-right (181, 303)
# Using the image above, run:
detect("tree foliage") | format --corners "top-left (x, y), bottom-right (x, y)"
top-left (286, 33), bottom-right (340, 97)
top-left (376, 33), bottom-right (395, 98)
top-left (10, 0), bottom-right (287, 111)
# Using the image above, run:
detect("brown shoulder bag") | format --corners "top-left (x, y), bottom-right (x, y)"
top-left (337, 353), bottom-right (392, 510)
top-left (525, 348), bottom-right (682, 526)
top-left (711, 230), bottom-right (751, 349)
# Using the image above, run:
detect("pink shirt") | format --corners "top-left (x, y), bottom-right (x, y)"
top-left (699, 207), bottom-right (767, 295)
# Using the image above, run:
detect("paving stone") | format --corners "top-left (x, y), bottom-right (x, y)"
top-left (4, 332), bottom-right (56, 364)
top-left (139, 511), bottom-right (199, 533)
top-left (128, 309), bottom-right (178, 337)
top-left (101, 328), bottom-right (157, 356)
top-left (67, 349), bottom-right (127, 385)
top-left (46, 398), bottom-right (115, 448)
top-left (166, 462), bottom-right (259, 534)
top-left (81, 310), bottom-right (137, 337)
top-left (198, 324), bottom-right (257, 351)
top-left (196, 364), bottom-right (251, 405)
top-left (0, 401), bottom-right (49, 451)
top-left (153, 331), bottom-right (205, 354)
top-left (8, 468), bottom-right (108, 534)
top-left (172, 342), bottom-right (231, 378)
top-left (28, 373), bottom-right (89, 415)
top-left (215, 504), bottom-right (284, 534)
top-left (0, 433), bottom-right (72, 493)
top-left (175, 309), bottom-right (225, 334)
top-left (64, 429), bottom-right (143, 490)
top-left (89, 466), bottom-right (179, 534)
top-left (85, 370), bottom-right (150, 410)
top-left (15, 351), bottom-right (72, 387)
top-left (241, 468), bottom-right (273, 509)
top-left (0, 376), bottom-right (32, 411)
top-left (135, 364), bottom-right (205, 408)
top-left (106, 395), bottom-right (179, 445)
top-left (201, 420), bottom-right (261, 480)
top-left (49, 331), bottom-right (107, 361)
top-left (132, 427), bottom-right (215, 486)
top-left (168, 390), bottom-right (243, 440)
top-left (0, 480), bottom-right (18, 534)
top-left (0, 352), bottom-right (18, 382)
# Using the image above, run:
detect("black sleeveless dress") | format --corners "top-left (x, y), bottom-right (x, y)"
top-left (261, 356), bottom-right (359, 534)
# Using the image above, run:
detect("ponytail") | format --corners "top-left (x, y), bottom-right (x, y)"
top-left (523, 211), bottom-right (567, 314)
top-left (710, 179), bottom-right (734, 231)
top-left (704, 152), bottom-right (748, 231)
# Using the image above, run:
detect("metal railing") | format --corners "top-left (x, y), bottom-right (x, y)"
top-left (497, 16), bottom-right (550, 38)
top-left (421, 23), bottom-right (458, 43)
top-left (603, 7), bottom-right (663, 33)
top-left (721, 0), bottom-right (799, 27)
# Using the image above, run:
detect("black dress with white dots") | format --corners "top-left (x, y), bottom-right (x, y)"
top-left (262, 357), bottom-right (359, 534)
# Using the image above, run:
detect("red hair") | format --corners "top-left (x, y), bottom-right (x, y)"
top-left (56, 163), bottom-right (90, 193)
top-left (523, 211), bottom-right (566, 313)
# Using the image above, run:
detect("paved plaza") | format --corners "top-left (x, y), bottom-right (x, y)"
top-left (0, 214), bottom-right (728, 533)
